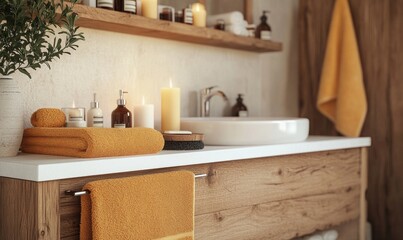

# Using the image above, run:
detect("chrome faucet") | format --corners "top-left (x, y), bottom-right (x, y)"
top-left (200, 86), bottom-right (228, 117)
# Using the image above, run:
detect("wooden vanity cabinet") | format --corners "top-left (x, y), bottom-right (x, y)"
top-left (0, 148), bottom-right (367, 240)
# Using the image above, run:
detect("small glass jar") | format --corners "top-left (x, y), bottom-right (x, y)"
top-left (62, 107), bottom-right (87, 128)
top-left (214, 19), bottom-right (225, 31)
top-left (175, 10), bottom-right (184, 23)
top-left (160, 7), bottom-right (173, 21)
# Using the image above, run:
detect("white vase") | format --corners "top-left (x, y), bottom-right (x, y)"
top-left (0, 76), bottom-right (24, 157)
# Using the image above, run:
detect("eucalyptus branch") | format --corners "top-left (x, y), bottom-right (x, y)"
top-left (0, 0), bottom-right (85, 78)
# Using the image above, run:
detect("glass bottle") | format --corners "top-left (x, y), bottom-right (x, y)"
top-left (97, 0), bottom-right (114, 10)
top-left (231, 94), bottom-right (248, 117)
top-left (114, 0), bottom-right (136, 14)
top-left (87, 93), bottom-right (104, 128)
top-left (255, 11), bottom-right (272, 40)
top-left (111, 90), bottom-right (132, 128)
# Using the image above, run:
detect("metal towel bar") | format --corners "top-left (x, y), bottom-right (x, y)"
top-left (65, 173), bottom-right (208, 197)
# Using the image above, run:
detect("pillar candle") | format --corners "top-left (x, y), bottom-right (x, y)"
top-left (192, 3), bottom-right (206, 27)
top-left (142, 0), bottom-right (158, 19)
top-left (133, 96), bottom-right (154, 128)
top-left (161, 79), bottom-right (180, 132)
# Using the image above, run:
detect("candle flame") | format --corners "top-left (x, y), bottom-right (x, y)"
top-left (72, 100), bottom-right (76, 108)
top-left (192, 3), bottom-right (204, 11)
top-left (142, 96), bottom-right (145, 105)
top-left (169, 78), bottom-right (173, 88)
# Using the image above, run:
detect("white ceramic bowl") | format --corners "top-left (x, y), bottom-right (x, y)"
top-left (180, 117), bottom-right (309, 146)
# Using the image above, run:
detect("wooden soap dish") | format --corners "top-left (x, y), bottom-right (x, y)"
top-left (163, 133), bottom-right (204, 142)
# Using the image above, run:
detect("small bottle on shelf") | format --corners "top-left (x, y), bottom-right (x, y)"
top-left (87, 93), bottom-right (104, 128)
top-left (160, 7), bottom-right (173, 21)
top-left (123, 0), bottom-right (137, 14)
top-left (231, 94), bottom-right (248, 117)
top-left (183, 4), bottom-right (193, 25)
top-left (111, 90), bottom-right (132, 128)
top-left (214, 19), bottom-right (225, 31)
top-left (82, 0), bottom-right (96, 7)
top-left (255, 11), bottom-right (272, 40)
top-left (97, 0), bottom-right (114, 10)
top-left (175, 10), bottom-right (184, 23)
top-left (114, 0), bottom-right (136, 14)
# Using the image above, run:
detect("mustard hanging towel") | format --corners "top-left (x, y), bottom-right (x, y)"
top-left (317, 0), bottom-right (367, 137)
top-left (80, 171), bottom-right (195, 240)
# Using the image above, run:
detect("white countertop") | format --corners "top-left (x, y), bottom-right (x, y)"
top-left (0, 136), bottom-right (371, 182)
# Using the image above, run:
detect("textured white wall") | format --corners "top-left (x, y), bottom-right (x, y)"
top-left (13, 0), bottom-right (298, 130)
top-left (255, 0), bottom-right (299, 117)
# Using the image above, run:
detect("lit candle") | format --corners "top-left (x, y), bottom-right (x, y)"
top-left (62, 101), bottom-right (86, 128)
top-left (69, 109), bottom-right (83, 121)
top-left (192, 3), bottom-right (206, 27)
top-left (142, 0), bottom-right (158, 19)
top-left (133, 96), bottom-right (154, 128)
top-left (161, 78), bottom-right (180, 132)
top-left (66, 100), bottom-right (84, 121)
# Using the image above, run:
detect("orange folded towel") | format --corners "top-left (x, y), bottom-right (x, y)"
top-left (21, 127), bottom-right (164, 158)
top-left (80, 171), bottom-right (195, 240)
top-left (317, 0), bottom-right (367, 137)
top-left (30, 108), bottom-right (66, 127)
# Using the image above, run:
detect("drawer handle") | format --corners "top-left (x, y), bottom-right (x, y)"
top-left (64, 173), bottom-right (208, 197)
top-left (65, 190), bottom-right (90, 197)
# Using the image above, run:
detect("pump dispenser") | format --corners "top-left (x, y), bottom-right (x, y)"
top-left (111, 90), bottom-right (132, 128)
top-left (255, 11), bottom-right (272, 40)
top-left (231, 94), bottom-right (248, 117)
top-left (87, 93), bottom-right (104, 127)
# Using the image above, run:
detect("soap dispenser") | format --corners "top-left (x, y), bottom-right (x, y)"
top-left (231, 94), bottom-right (248, 117)
top-left (87, 93), bottom-right (104, 127)
top-left (255, 11), bottom-right (272, 40)
top-left (111, 90), bottom-right (132, 128)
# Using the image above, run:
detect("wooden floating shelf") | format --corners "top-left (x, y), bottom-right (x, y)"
top-left (72, 4), bottom-right (282, 53)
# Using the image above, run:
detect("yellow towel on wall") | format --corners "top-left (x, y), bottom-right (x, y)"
top-left (317, 0), bottom-right (367, 137)
top-left (80, 171), bottom-right (195, 240)
top-left (21, 127), bottom-right (164, 158)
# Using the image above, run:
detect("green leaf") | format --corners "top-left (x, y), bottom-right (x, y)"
top-left (18, 68), bottom-right (31, 79)
top-left (0, 0), bottom-right (85, 76)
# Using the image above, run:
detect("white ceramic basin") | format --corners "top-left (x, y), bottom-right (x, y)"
top-left (180, 117), bottom-right (309, 146)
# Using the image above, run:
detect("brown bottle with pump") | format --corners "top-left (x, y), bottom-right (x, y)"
top-left (255, 11), bottom-right (272, 40)
top-left (231, 94), bottom-right (248, 117)
top-left (111, 90), bottom-right (132, 128)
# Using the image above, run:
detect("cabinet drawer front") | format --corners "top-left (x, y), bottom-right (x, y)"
top-left (196, 186), bottom-right (360, 240)
top-left (59, 149), bottom-right (361, 239)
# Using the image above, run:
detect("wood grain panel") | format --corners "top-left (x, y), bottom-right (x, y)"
top-left (0, 178), bottom-right (37, 240)
top-left (298, 1), bottom-right (403, 239)
top-left (359, 148), bottom-right (368, 240)
top-left (59, 149), bottom-right (361, 239)
top-left (195, 186), bottom-right (360, 240)
top-left (387, 1), bottom-right (403, 238)
top-left (195, 149), bottom-right (360, 215)
top-left (298, 0), bottom-right (338, 136)
top-left (244, 0), bottom-right (254, 24)
top-left (66, 3), bottom-right (281, 53)
top-left (0, 178), bottom-right (60, 240)
top-left (37, 181), bottom-right (60, 240)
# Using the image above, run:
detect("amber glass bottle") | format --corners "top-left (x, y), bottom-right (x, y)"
top-left (111, 90), bottom-right (132, 128)
top-left (255, 11), bottom-right (272, 40)
top-left (231, 94), bottom-right (248, 117)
